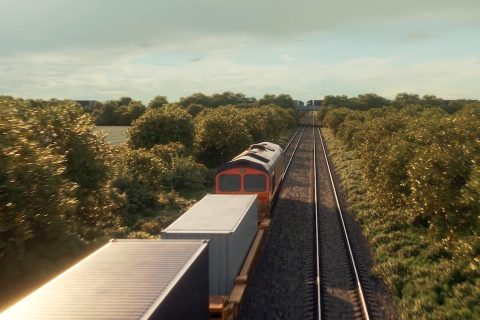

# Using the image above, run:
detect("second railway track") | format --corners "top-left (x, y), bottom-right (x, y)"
top-left (239, 112), bottom-right (383, 319)
top-left (308, 122), bottom-right (381, 320)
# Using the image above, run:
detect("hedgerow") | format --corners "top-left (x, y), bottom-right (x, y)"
top-left (319, 102), bottom-right (480, 319)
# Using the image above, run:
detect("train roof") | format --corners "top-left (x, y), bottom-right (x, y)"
top-left (1, 239), bottom-right (208, 320)
top-left (217, 142), bottom-right (283, 174)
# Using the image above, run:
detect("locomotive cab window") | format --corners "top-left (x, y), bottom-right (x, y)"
top-left (219, 174), bottom-right (241, 191)
top-left (244, 174), bottom-right (266, 192)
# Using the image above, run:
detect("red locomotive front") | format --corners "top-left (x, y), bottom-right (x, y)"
top-left (215, 142), bottom-right (285, 220)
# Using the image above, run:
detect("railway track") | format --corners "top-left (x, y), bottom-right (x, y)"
top-left (306, 121), bottom-right (380, 320)
top-left (239, 112), bottom-right (382, 319)
top-left (238, 113), bottom-right (315, 319)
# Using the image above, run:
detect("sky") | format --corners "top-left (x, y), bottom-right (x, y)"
top-left (1, 0), bottom-right (479, 103)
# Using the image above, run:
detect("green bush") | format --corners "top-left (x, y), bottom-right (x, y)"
top-left (114, 142), bottom-right (208, 215)
top-left (148, 95), bottom-right (168, 109)
top-left (194, 106), bottom-right (253, 167)
top-left (186, 103), bottom-right (206, 117)
top-left (94, 98), bottom-right (146, 125)
top-left (0, 97), bottom-right (123, 307)
top-left (322, 107), bottom-right (352, 135)
top-left (127, 105), bottom-right (194, 149)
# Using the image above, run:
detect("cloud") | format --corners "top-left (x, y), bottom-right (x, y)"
top-left (1, 0), bottom-right (479, 56)
top-left (189, 57), bottom-right (203, 62)
top-left (0, 0), bottom-right (479, 101)
top-left (406, 31), bottom-right (435, 39)
top-left (1, 45), bottom-right (479, 102)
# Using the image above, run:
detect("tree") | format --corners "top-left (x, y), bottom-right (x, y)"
top-left (0, 100), bottom-right (79, 253)
top-left (27, 102), bottom-right (121, 239)
top-left (0, 98), bottom-right (95, 297)
top-left (148, 96), bottom-right (169, 109)
top-left (194, 106), bottom-right (252, 167)
top-left (187, 103), bottom-right (205, 117)
top-left (94, 98), bottom-right (146, 125)
top-left (211, 91), bottom-right (255, 107)
top-left (179, 92), bottom-right (256, 108)
top-left (32, 103), bottom-right (111, 191)
top-left (258, 93), bottom-right (295, 109)
top-left (393, 93), bottom-right (420, 108)
top-left (420, 94), bottom-right (444, 109)
top-left (179, 92), bottom-right (212, 108)
top-left (94, 100), bottom-right (118, 125)
top-left (355, 93), bottom-right (391, 110)
top-left (127, 105), bottom-right (194, 149)
top-left (274, 94), bottom-right (295, 109)
top-left (114, 142), bottom-right (207, 214)
top-left (116, 101), bottom-right (147, 125)
top-left (322, 107), bottom-right (352, 135)
top-left (118, 96), bottom-right (132, 107)
top-left (322, 95), bottom-right (349, 107)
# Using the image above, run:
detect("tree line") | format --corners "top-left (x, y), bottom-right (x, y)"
top-left (319, 95), bottom-right (479, 233)
top-left (0, 95), bottom-right (297, 309)
top-left (91, 92), bottom-right (296, 125)
top-left (322, 92), bottom-right (476, 113)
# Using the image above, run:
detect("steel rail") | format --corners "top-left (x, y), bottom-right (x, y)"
top-left (282, 127), bottom-right (305, 180)
top-left (312, 117), bottom-right (322, 320)
top-left (283, 126), bottom-right (301, 152)
top-left (281, 119), bottom-right (307, 181)
top-left (270, 113), bottom-right (308, 212)
top-left (316, 126), bottom-right (371, 320)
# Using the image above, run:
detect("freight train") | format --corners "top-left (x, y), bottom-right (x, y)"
top-left (1, 142), bottom-right (286, 320)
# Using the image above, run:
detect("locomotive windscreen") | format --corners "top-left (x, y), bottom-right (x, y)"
top-left (244, 174), bottom-right (266, 192)
top-left (219, 174), bottom-right (241, 191)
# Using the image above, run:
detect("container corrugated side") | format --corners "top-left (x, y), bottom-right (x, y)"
top-left (0, 239), bottom-right (209, 320)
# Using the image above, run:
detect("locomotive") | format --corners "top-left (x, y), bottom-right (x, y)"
top-left (215, 142), bottom-right (285, 219)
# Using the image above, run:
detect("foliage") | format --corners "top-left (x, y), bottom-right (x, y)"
top-left (258, 93), bottom-right (295, 109)
top-left (113, 142), bottom-right (207, 216)
top-left (186, 103), bottom-right (206, 117)
top-left (322, 128), bottom-right (480, 319)
top-left (127, 104), bottom-right (194, 149)
top-left (32, 103), bottom-right (111, 191)
top-left (393, 92), bottom-right (420, 108)
top-left (0, 92), bottom-right (300, 310)
top-left (321, 107), bottom-right (351, 135)
top-left (0, 97), bottom-right (125, 309)
top-left (242, 104), bottom-right (296, 141)
top-left (0, 100), bottom-right (79, 261)
top-left (194, 106), bottom-right (253, 167)
top-left (178, 92), bottom-right (212, 107)
top-left (179, 91), bottom-right (256, 108)
top-left (148, 95), bottom-right (169, 109)
top-left (320, 104), bottom-right (480, 233)
top-left (94, 97), bottom-right (147, 125)
top-left (322, 93), bottom-right (391, 110)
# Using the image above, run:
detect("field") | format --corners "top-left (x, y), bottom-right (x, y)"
top-left (96, 126), bottom-right (130, 144)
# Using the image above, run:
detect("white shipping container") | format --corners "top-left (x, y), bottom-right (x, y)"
top-left (162, 194), bottom-right (258, 296)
